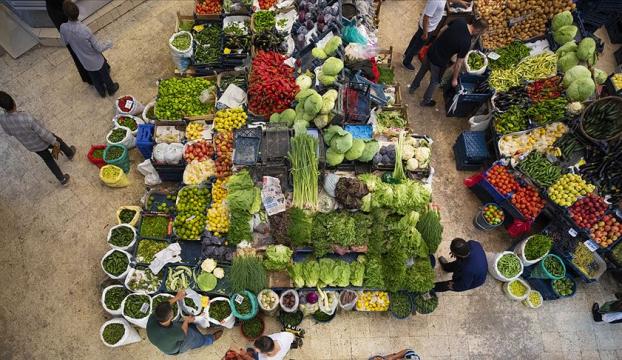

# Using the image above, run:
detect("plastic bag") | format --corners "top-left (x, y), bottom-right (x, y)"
top-left (100, 318), bottom-right (142, 348)
top-left (207, 297), bottom-right (235, 329)
top-left (101, 249), bottom-right (132, 280)
top-left (107, 126), bottom-right (136, 149)
top-left (469, 114), bottom-right (492, 131)
top-left (113, 114), bottom-right (144, 136)
top-left (121, 294), bottom-right (152, 328)
top-left (344, 43), bottom-right (377, 61)
top-left (116, 205), bottom-right (142, 226)
top-left (181, 289), bottom-right (203, 316)
top-left (343, 25), bottom-right (367, 44)
top-left (106, 224), bottom-right (137, 251)
top-left (137, 160), bottom-right (162, 186)
top-left (279, 289), bottom-right (300, 313)
top-left (163, 143), bottom-right (184, 165)
top-left (101, 284), bottom-right (128, 316)
top-left (100, 165), bottom-right (130, 188)
top-left (317, 289), bottom-right (338, 315)
top-left (115, 96), bottom-right (145, 116)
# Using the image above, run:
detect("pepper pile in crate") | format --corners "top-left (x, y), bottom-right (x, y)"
top-left (248, 51), bottom-right (299, 117)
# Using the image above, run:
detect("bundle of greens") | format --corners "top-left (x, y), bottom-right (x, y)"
top-left (288, 134), bottom-right (319, 209)
top-left (311, 212), bottom-right (356, 256)
top-left (227, 170), bottom-right (261, 245)
top-left (416, 209), bottom-right (443, 255)
top-left (263, 245), bottom-right (293, 271)
top-left (524, 235), bottom-right (553, 260)
top-left (287, 207), bottom-right (313, 247)
top-left (230, 254), bottom-right (268, 294)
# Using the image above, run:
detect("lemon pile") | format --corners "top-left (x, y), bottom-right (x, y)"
top-left (356, 291), bottom-right (390, 311)
top-left (214, 107), bottom-right (247, 131)
top-left (207, 201), bottom-right (229, 236)
top-left (612, 73), bottom-right (622, 91)
top-left (548, 174), bottom-right (595, 207)
top-left (186, 122), bottom-right (205, 141)
top-left (211, 178), bottom-right (228, 203)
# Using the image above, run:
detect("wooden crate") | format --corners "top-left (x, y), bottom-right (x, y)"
top-left (175, 12), bottom-right (194, 32)
top-left (377, 46), bottom-right (393, 68)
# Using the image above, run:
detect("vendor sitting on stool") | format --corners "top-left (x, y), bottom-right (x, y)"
top-left (434, 238), bottom-right (487, 292)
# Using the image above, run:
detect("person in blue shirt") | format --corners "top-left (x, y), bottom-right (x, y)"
top-left (434, 238), bottom-right (487, 292)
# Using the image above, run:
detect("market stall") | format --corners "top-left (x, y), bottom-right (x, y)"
top-left (96, 0), bottom-right (439, 348)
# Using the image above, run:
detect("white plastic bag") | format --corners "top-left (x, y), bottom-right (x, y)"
top-left (469, 113), bottom-right (492, 131)
top-left (115, 95), bottom-right (145, 115)
top-left (142, 99), bottom-right (157, 124)
top-left (279, 289), bottom-right (300, 313)
top-left (207, 297), bottom-right (235, 329)
top-left (514, 236), bottom-right (549, 266)
top-left (169, 31), bottom-right (193, 72)
top-left (181, 289), bottom-right (203, 316)
top-left (465, 50), bottom-right (488, 75)
top-left (137, 159), bottom-right (162, 186)
top-left (121, 293), bottom-right (152, 329)
top-left (152, 293), bottom-right (181, 321)
top-left (323, 173), bottom-right (340, 197)
top-left (113, 114), bottom-right (144, 136)
top-left (101, 284), bottom-right (128, 316)
top-left (164, 143), bottom-right (184, 165)
top-left (338, 290), bottom-right (358, 311)
top-left (100, 318), bottom-right (142, 348)
top-left (124, 267), bottom-right (163, 295)
top-left (503, 278), bottom-right (531, 301)
top-left (106, 224), bottom-right (137, 251)
top-left (317, 290), bottom-right (338, 315)
top-left (101, 248), bottom-right (131, 280)
top-left (107, 126), bottom-right (136, 149)
top-left (487, 251), bottom-right (523, 282)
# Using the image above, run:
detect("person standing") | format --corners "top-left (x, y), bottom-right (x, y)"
top-left (408, 18), bottom-right (488, 107)
top-left (592, 293), bottom-right (622, 324)
top-left (402, 0), bottom-right (469, 71)
top-left (0, 91), bottom-right (75, 185)
top-left (59, 0), bottom-right (119, 98)
top-left (434, 238), bottom-right (487, 292)
top-left (147, 290), bottom-right (224, 355)
top-left (254, 332), bottom-right (296, 360)
top-left (45, 0), bottom-right (91, 84)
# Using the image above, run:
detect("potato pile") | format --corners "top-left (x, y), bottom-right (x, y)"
top-left (477, 0), bottom-right (575, 49)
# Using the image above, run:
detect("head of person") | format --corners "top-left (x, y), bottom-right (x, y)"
top-left (254, 336), bottom-right (275, 354)
top-left (63, 0), bottom-right (80, 21)
top-left (469, 18), bottom-right (488, 36)
top-left (0, 91), bottom-right (16, 112)
top-left (450, 238), bottom-right (470, 259)
top-left (155, 302), bottom-right (173, 324)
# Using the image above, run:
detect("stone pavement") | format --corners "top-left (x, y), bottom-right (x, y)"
top-left (0, 1), bottom-right (621, 359)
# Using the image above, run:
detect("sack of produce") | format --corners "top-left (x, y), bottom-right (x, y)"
top-left (514, 234), bottom-right (552, 266)
top-left (241, 316), bottom-right (265, 341)
top-left (530, 254), bottom-right (565, 280)
top-left (317, 289), bottom-right (338, 315)
top-left (124, 266), bottom-right (164, 294)
top-left (121, 293), bottom-right (152, 328)
top-left (487, 251), bottom-right (523, 282)
top-left (100, 318), bottom-right (141, 348)
top-left (115, 95), bottom-right (145, 116)
top-left (465, 50), bottom-right (488, 75)
top-left (503, 278), bottom-right (530, 301)
top-left (279, 289), bottom-right (300, 313)
top-left (100, 165), bottom-right (130, 188)
top-left (298, 290), bottom-right (320, 316)
top-left (106, 126), bottom-right (136, 149)
top-left (207, 297), bottom-right (235, 328)
top-left (169, 31), bottom-right (193, 71)
top-left (112, 115), bottom-right (144, 138)
top-left (115, 205), bottom-right (141, 226)
top-left (551, 277), bottom-right (576, 298)
top-left (258, 289), bottom-right (279, 315)
top-left (338, 290), bottom-right (358, 311)
top-left (181, 290), bottom-right (203, 316)
top-left (389, 292), bottom-right (413, 319)
top-left (106, 224), bottom-right (137, 251)
top-left (101, 284), bottom-right (130, 316)
top-left (100, 249), bottom-right (131, 279)
top-left (522, 290), bottom-right (543, 309)
top-left (142, 98), bottom-right (157, 124)
top-left (152, 293), bottom-right (181, 321)
top-left (468, 113), bottom-right (492, 132)
top-left (230, 291), bottom-right (259, 320)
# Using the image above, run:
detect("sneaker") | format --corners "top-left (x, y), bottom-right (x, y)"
top-left (420, 99), bottom-right (436, 107)
top-left (67, 145), bottom-right (77, 160)
top-left (108, 82), bottom-right (120, 96)
top-left (402, 60), bottom-right (415, 71)
top-left (98, 90), bottom-right (106, 98)
top-left (60, 174), bottom-right (70, 185)
top-left (592, 303), bottom-right (602, 322)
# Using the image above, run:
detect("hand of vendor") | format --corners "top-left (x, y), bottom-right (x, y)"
top-left (173, 289), bottom-right (186, 301)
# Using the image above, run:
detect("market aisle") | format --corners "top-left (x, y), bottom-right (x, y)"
top-left (0, 1), bottom-right (621, 359)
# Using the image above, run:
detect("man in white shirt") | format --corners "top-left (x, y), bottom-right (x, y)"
top-left (403, 0), bottom-right (469, 70)
top-left (254, 332), bottom-right (296, 360)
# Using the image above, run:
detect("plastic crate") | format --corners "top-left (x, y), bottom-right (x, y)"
top-left (136, 124), bottom-right (155, 159)
top-left (453, 143), bottom-right (484, 171)
top-left (143, 189), bottom-right (177, 213)
top-left (137, 212), bottom-right (174, 241)
top-left (262, 127), bottom-right (291, 163)
top-left (233, 136), bottom-right (261, 165)
top-left (251, 163), bottom-right (291, 192)
top-left (153, 161), bottom-right (185, 182)
top-left (454, 131), bottom-right (490, 163)
top-left (344, 124), bottom-right (373, 140)
top-left (178, 240), bottom-right (203, 264)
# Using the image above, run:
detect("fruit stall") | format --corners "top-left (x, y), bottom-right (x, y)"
top-left (453, 6), bottom-right (622, 306)
top-left (96, 0), bottom-right (438, 348)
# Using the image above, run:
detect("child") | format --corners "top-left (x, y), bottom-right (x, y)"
top-left (0, 91), bottom-right (75, 185)
top-left (59, 0), bottom-right (118, 97)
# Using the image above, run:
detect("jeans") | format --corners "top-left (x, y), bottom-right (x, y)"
top-left (410, 56), bottom-right (444, 102)
top-left (178, 325), bottom-right (215, 354)
top-left (87, 60), bottom-right (115, 96)
top-left (34, 135), bottom-right (74, 182)
top-left (434, 259), bottom-right (461, 293)
top-left (403, 26), bottom-right (435, 65)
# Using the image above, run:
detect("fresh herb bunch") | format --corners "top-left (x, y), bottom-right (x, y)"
top-left (104, 287), bottom-right (129, 311)
top-left (416, 209), bottom-right (443, 255)
top-left (109, 226), bottom-right (134, 247)
top-left (311, 212), bottom-right (356, 257)
top-left (287, 207), bottom-right (313, 247)
top-left (230, 255), bottom-right (268, 294)
top-left (524, 235), bottom-right (553, 260)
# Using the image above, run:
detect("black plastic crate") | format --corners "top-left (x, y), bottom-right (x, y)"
top-left (454, 131), bottom-right (490, 163)
top-left (262, 127), bottom-right (291, 163)
top-left (233, 136), bottom-right (261, 165)
top-left (153, 162), bottom-right (185, 182)
top-left (251, 163), bottom-right (291, 192)
top-left (453, 144), bottom-right (484, 171)
top-left (606, 16), bottom-right (622, 44)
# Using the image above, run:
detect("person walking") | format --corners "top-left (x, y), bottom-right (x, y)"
top-left (147, 290), bottom-right (224, 355)
top-left (408, 18), bottom-right (488, 107)
top-left (0, 91), bottom-right (75, 185)
top-left (434, 238), bottom-right (487, 292)
top-left (592, 293), bottom-right (622, 324)
top-left (402, 0), bottom-right (469, 71)
top-left (59, 0), bottom-right (119, 98)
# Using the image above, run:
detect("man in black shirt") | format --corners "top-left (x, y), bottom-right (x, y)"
top-left (409, 18), bottom-right (488, 107)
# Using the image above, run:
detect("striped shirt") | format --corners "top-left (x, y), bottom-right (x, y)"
top-left (59, 21), bottom-right (112, 71)
top-left (0, 111), bottom-right (56, 152)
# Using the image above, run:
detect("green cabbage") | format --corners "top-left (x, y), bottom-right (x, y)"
top-left (324, 36), bottom-right (342, 57)
top-left (326, 147), bottom-right (345, 166)
top-left (293, 120), bottom-right (309, 135)
top-left (295, 88), bottom-right (316, 101)
top-left (322, 57), bottom-right (344, 76)
top-left (312, 47), bottom-right (327, 60)
top-left (563, 65), bottom-right (591, 87)
top-left (330, 132), bottom-right (353, 154)
top-left (313, 114), bottom-right (330, 129)
top-left (318, 73), bottom-right (337, 86)
top-left (288, 262), bottom-right (305, 288)
top-left (318, 258), bottom-right (337, 287)
top-left (270, 113), bottom-right (281, 123)
top-left (552, 11), bottom-right (573, 31)
top-left (358, 140), bottom-right (380, 162)
top-left (323, 125), bottom-right (345, 144)
top-left (555, 41), bottom-right (577, 58)
top-left (593, 68), bottom-right (607, 85)
top-left (554, 25), bottom-right (578, 45)
top-left (345, 139), bottom-right (365, 160)
top-left (280, 108), bottom-right (296, 126)
top-left (577, 37), bottom-right (596, 61)
top-left (567, 78), bottom-right (595, 102)
top-left (558, 52), bottom-right (579, 73)
top-left (296, 74), bottom-right (312, 91)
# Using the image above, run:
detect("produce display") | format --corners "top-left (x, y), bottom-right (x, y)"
top-left (230, 254), bottom-right (267, 294)
top-left (258, 290), bottom-right (278, 309)
top-left (108, 128), bottom-right (127, 143)
top-left (115, 116), bottom-right (137, 131)
top-left (126, 268), bottom-right (163, 293)
top-left (140, 216), bottom-right (170, 239)
top-left (209, 300), bottom-right (231, 321)
top-left (248, 51), bottom-right (298, 117)
top-left (492, 87), bottom-right (529, 112)
top-left (543, 255), bottom-right (565, 278)
top-left (389, 292), bottom-right (411, 318)
top-left (581, 98), bottom-right (622, 141)
top-left (467, 52), bottom-right (485, 71)
top-left (152, 294), bottom-right (179, 316)
top-left (496, 253), bottom-right (521, 278)
top-left (482, 204), bottom-right (504, 226)
top-left (356, 291), bottom-right (390, 311)
top-left (195, 0), bottom-right (221, 14)
top-left (571, 242), bottom-right (601, 278)
top-left (166, 266), bottom-right (193, 291)
top-left (510, 186), bottom-right (545, 219)
top-left (413, 293), bottom-right (438, 314)
top-left (109, 226), bottom-right (135, 247)
top-left (104, 287), bottom-right (129, 311)
top-left (525, 290), bottom-right (542, 308)
top-left (517, 152), bottom-right (562, 187)
top-left (589, 215), bottom-right (621, 248)
top-left (241, 317), bottom-right (264, 339)
top-left (498, 122), bottom-right (568, 157)
top-left (214, 108), bottom-right (247, 132)
top-left (123, 294), bottom-right (151, 319)
top-left (214, 131), bottom-right (234, 178)
top-left (489, 53), bottom-right (557, 92)
top-left (610, 243), bottom-right (622, 265)
top-left (102, 323), bottom-right (125, 345)
top-left (552, 277), bottom-right (574, 296)
top-left (278, 310), bottom-right (303, 326)
top-left (547, 174), bottom-right (595, 207)
top-left (171, 32), bottom-right (191, 51)
top-left (155, 77), bottom-right (215, 120)
top-left (184, 139), bottom-right (214, 162)
top-left (136, 239), bottom-right (169, 263)
top-left (289, 134), bottom-right (319, 209)
top-left (527, 76), bottom-right (562, 102)
top-left (524, 235), bottom-right (552, 261)
top-left (507, 280), bottom-right (527, 299)
top-left (526, 97), bottom-right (567, 126)
top-left (489, 42), bottom-right (530, 70)
top-left (103, 250), bottom-right (129, 276)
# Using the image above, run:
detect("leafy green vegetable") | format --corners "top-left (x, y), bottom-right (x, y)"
top-left (242, 317), bottom-right (264, 338)
top-left (263, 245), bottom-right (293, 271)
top-left (363, 256), bottom-right (385, 289)
top-left (109, 226), bottom-right (134, 247)
top-left (228, 212), bottom-right (252, 246)
top-left (288, 207), bottom-right (313, 247)
top-left (403, 258), bottom-right (435, 293)
top-left (350, 256), bottom-right (366, 287)
top-left (209, 300), bottom-right (231, 321)
top-left (288, 262), bottom-right (305, 288)
top-left (302, 260), bottom-right (320, 287)
top-left (230, 255), bottom-right (268, 294)
top-left (311, 212), bottom-right (356, 256)
top-left (389, 292), bottom-right (412, 318)
top-left (416, 209), bottom-right (443, 255)
top-left (103, 250), bottom-right (129, 276)
top-left (414, 292), bottom-right (438, 314)
top-left (524, 235), bottom-right (552, 260)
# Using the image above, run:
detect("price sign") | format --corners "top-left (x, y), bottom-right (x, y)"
top-left (140, 302), bottom-right (150, 313)
top-left (584, 240), bottom-right (599, 252)
top-left (568, 228), bottom-right (578, 237)
top-left (125, 100), bottom-right (134, 109)
top-left (234, 294), bottom-right (244, 304)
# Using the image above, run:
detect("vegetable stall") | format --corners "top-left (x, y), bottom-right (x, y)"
top-left (94, 0), bottom-right (438, 349)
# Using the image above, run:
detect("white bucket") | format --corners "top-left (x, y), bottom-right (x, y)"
top-left (100, 318), bottom-right (142, 348)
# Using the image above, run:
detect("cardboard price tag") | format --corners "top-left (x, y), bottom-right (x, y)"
top-left (234, 294), bottom-right (244, 305)
top-left (584, 240), bottom-right (599, 252)
top-left (487, 52), bottom-right (500, 60)
top-left (568, 228), bottom-right (578, 237)
top-left (140, 302), bottom-right (150, 313)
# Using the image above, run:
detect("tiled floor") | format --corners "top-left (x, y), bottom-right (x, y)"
top-left (0, 1), bottom-right (621, 359)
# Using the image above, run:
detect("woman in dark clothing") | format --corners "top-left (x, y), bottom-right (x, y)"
top-left (45, 0), bottom-right (92, 84)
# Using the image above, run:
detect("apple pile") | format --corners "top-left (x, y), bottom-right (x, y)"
top-left (590, 215), bottom-right (622, 248)
top-left (214, 131), bottom-right (233, 178)
top-left (486, 165), bottom-right (520, 195)
top-left (569, 194), bottom-right (608, 229)
top-left (511, 186), bottom-right (545, 219)
top-left (183, 139), bottom-right (214, 162)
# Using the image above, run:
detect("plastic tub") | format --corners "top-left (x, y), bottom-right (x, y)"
top-left (530, 254), bottom-right (566, 280)
top-left (473, 203), bottom-right (504, 230)
top-left (104, 144), bottom-right (130, 173)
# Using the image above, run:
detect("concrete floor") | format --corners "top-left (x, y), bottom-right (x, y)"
top-left (1, 1), bottom-right (621, 359)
